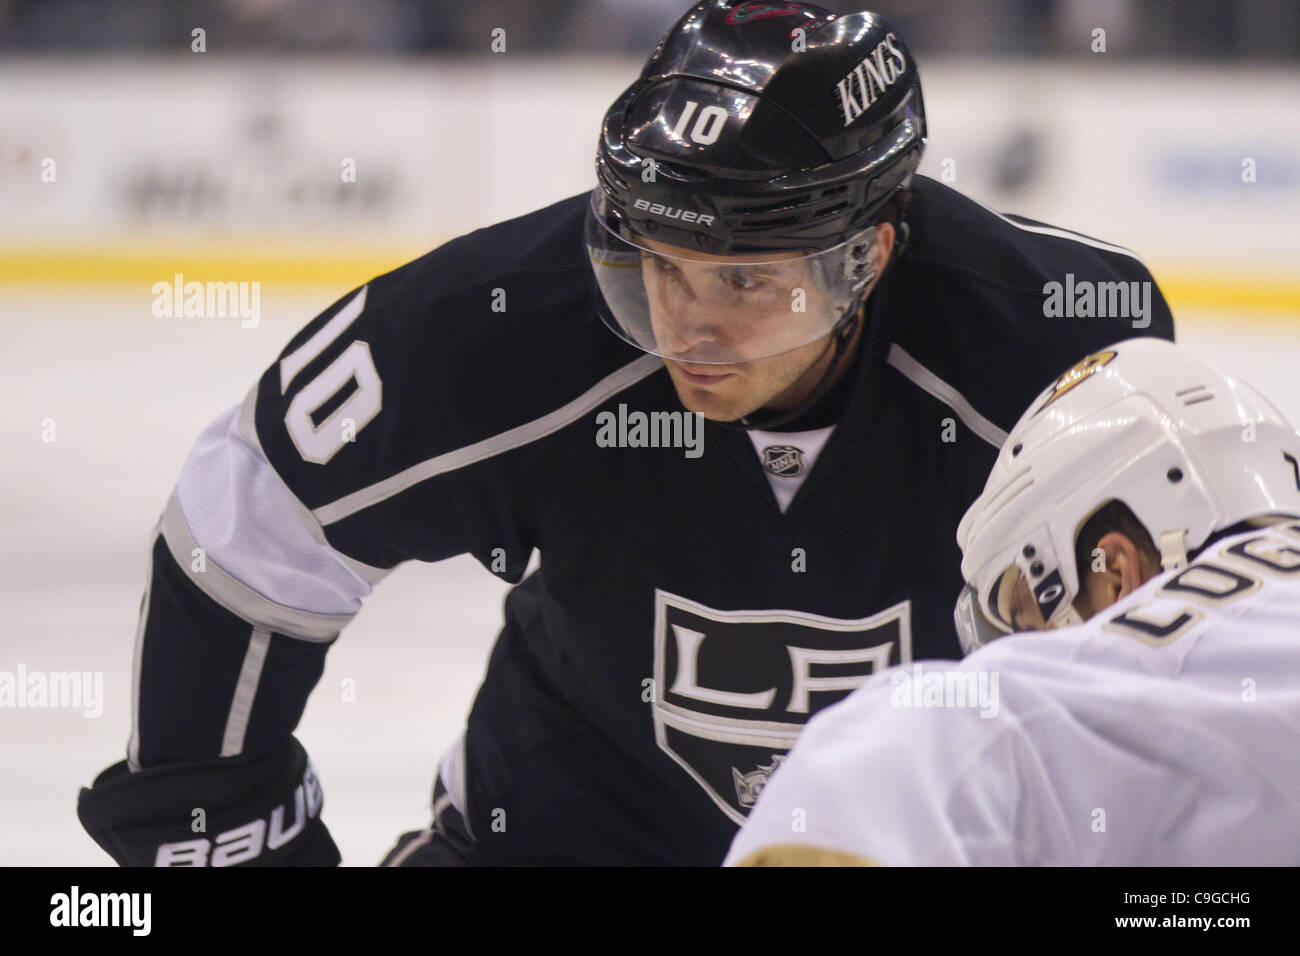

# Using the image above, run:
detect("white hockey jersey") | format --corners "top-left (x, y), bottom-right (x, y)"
top-left (724, 521), bottom-right (1300, 866)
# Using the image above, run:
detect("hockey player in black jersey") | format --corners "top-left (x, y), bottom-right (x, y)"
top-left (77, 1), bottom-right (1175, 866)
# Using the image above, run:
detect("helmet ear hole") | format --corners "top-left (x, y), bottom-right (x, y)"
top-left (842, 228), bottom-right (880, 290)
top-left (851, 261), bottom-right (876, 287)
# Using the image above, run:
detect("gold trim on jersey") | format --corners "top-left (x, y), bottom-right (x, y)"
top-left (734, 844), bottom-right (882, 867)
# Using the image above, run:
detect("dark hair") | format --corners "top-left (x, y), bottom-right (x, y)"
top-left (1073, 499), bottom-right (1159, 580)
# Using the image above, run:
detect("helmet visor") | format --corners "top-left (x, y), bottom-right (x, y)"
top-left (954, 583), bottom-right (1010, 657)
top-left (584, 189), bottom-right (879, 365)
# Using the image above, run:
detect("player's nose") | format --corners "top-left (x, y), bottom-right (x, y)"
top-left (656, 295), bottom-right (723, 355)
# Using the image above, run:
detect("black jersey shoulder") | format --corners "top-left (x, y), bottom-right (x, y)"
top-left (254, 191), bottom-right (651, 514)
top-left (879, 175), bottom-right (1175, 436)
top-left (903, 175), bottom-right (1161, 292)
top-left (408, 191), bottom-right (591, 291)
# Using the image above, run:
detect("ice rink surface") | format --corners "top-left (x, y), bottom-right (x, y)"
top-left (3, 286), bottom-right (1298, 865)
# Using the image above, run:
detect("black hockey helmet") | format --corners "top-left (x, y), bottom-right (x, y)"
top-left (592, 0), bottom-right (926, 256)
top-left (586, 1), bottom-right (926, 369)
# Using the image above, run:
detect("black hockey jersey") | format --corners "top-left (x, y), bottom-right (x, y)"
top-left (126, 175), bottom-right (1174, 865)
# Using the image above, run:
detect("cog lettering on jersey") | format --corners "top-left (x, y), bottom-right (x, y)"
top-left (652, 588), bottom-right (912, 824)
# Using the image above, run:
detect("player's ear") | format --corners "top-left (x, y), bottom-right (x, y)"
top-left (1075, 531), bottom-right (1141, 619)
top-left (1093, 531), bottom-right (1146, 604)
top-left (874, 221), bottom-right (896, 269)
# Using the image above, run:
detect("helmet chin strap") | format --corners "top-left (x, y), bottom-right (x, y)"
top-left (714, 304), bottom-right (864, 432)
top-left (1158, 529), bottom-right (1189, 571)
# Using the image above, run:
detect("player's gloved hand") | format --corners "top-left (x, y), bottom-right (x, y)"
top-left (77, 736), bottom-right (341, 866)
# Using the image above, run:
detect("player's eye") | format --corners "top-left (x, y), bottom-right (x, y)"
top-left (720, 269), bottom-right (763, 291)
top-left (644, 253), bottom-right (680, 276)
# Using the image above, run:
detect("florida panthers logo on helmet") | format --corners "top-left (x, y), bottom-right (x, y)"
top-left (1035, 349), bottom-right (1118, 413)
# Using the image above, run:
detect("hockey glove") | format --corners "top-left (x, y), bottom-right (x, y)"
top-left (77, 736), bottom-right (341, 866)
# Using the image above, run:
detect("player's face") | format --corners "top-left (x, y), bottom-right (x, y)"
top-left (638, 239), bottom-right (835, 365)
top-left (639, 233), bottom-right (884, 421)
top-left (661, 326), bottom-right (852, 421)
top-left (1000, 531), bottom-right (1154, 632)
top-left (1004, 571), bottom-right (1052, 632)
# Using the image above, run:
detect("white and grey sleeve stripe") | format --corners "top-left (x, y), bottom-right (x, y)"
top-left (176, 353), bottom-right (661, 631)
top-left (126, 519), bottom-right (159, 773)
top-left (235, 385), bottom-right (389, 586)
top-left (312, 353), bottom-right (664, 527)
top-left (886, 344), bottom-right (1009, 449)
top-left (160, 490), bottom-right (352, 641)
top-left (129, 526), bottom-right (279, 766)
top-left (167, 400), bottom-right (383, 641)
top-left (220, 628), bottom-right (272, 758)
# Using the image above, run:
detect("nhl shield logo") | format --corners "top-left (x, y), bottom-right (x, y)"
top-left (652, 588), bottom-right (912, 825)
top-left (761, 444), bottom-right (805, 477)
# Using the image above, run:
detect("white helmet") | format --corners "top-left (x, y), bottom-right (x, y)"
top-left (954, 337), bottom-right (1300, 655)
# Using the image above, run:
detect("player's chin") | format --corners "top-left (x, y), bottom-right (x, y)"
top-left (668, 372), bottom-right (752, 421)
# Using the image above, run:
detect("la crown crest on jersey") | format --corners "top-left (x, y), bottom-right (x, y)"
top-left (586, 1), bottom-right (926, 364)
top-left (954, 338), bottom-right (1300, 655)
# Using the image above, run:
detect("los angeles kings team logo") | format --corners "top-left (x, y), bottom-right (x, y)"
top-left (652, 589), bottom-right (912, 824)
